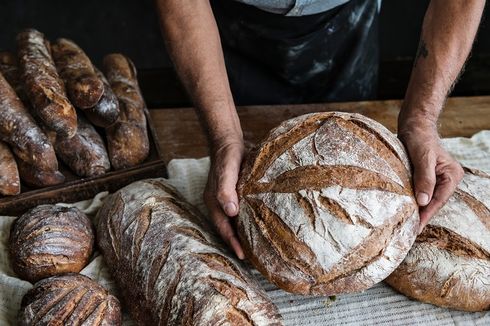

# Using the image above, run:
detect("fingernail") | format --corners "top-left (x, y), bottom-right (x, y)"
top-left (417, 192), bottom-right (430, 206)
top-left (223, 202), bottom-right (237, 216)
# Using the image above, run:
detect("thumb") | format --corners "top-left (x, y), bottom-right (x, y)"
top-left (412, 151), bottom-right (436, 207)
top-left (215, 157), bottom-right (242, 218)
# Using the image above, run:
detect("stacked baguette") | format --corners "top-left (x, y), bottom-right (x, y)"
top-left (0, 28), bottom-right (150, 195)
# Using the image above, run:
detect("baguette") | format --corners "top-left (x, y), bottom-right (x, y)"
top-left (17, 29), bottom-right (77, 138)
top-left (103, 53), bottom-right (149, 169)
top-left (0, 71), bottom-right (64, 187)
top-left (0, 141), bottom-right (20, 196)
top-left (0, 51), bottom-right (28, 104)
top-left (16, 160), bottom-right (65, 188)
top-left (52, 38), bottom-right (104, 109)
top-left (97, 179), bottom-right (282, 325)
top-left (83, 68), bottom-right (120, 127)
top-left (48, 114), bottom-right (111, 177)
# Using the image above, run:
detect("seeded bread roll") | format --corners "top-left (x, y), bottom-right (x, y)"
top-left (47, 114), bottom-right (111, 177)
top-left (386, 168), bottom-right (490, 312)
top-left (17, 29), bottom-right (77, 138)
top-left (237, 112), bottom-right (419, 295)
top-left (9, 205), bottom-right (94, 283)
top-left (83, 68), bottom-right (120, 128)
top-left (0, 141), bottom-right (20, 196)
top-left (52, 38), bottom-right (104, 109)
top-left (97, 179), bottom-right (282, 326)
top-left (103, 53), bottom-right (149, 169)
top-left (19, 273), bottom-right (121, 325)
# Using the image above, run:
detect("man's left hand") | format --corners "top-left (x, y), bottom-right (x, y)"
top-left (398, 121), bottom-right (464, 234)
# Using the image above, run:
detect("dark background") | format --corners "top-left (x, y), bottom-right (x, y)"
top-left (1, 0), bottom-right (489, 107)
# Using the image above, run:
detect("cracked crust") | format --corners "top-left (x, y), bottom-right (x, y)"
top-left (96, 179), bottom-right (282, 325)
top-left (386, 168), bottom-right (490, 311)
top-left (237, 112), bottom-right (419, 295)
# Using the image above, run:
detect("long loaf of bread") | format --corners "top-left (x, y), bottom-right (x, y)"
top-left (46, 114), bottom-right (110, 177)
top-left (83, 68), bottom-right (120, 128)
top-left (0, 71), bottom-right (64, 187)
top-left (17, 29), bottom-right (77, 138)
top-left (103, 53), bottom-right (149, 169)
top-left (52, 38), bottom-right (104, 109)
top-left (0, 141), bottom-right (20, 196)
top-left (96, 179), bottom-right (282, 325)
top-left (0, 51), bottom-right (28, 104)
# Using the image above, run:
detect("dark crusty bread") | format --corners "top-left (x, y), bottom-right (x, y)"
top-left (52, 38), bottom-right (104, 109)
top-left (237, 112), bottom-right (419, 295)
top-left (47, 114), bottom-right (110, 177)
top-left (19, 273), bottom-right (121, 325)
top-left (0, 141), bottom-right (20, 196)
top-left (0, 51), bottom-right (28, 104)
top-left (103, 53), bottom-right (149, 170)
top-left (0, 71), bottom-right (64, 187)
top-left (96, 179), bottom-right (282, 325)
top-left (17, 29), bottom-right (77, 138)
top-left (83, 68), bottom-right (120, 128)
top-left (386, 168), bottom-right (490, 312)
top-left (16, 160), bottom-right (65, 188)
top-left (9, 205), bottom-right (94, 282)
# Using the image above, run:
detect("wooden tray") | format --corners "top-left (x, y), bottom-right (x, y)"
top-left (0, 109), bottom-right (167, 216)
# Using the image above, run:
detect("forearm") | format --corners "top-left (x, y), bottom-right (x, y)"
top-left (400, 0), bottom-right (485, 130)
top-left (156, 0), bottom-right (242, 151)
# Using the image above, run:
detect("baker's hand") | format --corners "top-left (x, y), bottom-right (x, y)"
top-left (399, 121), bottom-right (464, 234)
top-left (204, 139), bottom-right (245, 259)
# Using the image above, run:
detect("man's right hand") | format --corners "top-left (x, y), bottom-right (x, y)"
top-left (203, 139), bottom-right (245, 259)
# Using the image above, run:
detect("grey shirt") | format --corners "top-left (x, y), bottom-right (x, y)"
top-left (235, 0), bottom-right (351, 16)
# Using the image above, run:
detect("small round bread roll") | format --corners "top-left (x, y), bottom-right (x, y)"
top-left (237, 112), bottom-right (419, 295)
top-left (9, 205), bottom-right (94, 282)
top-left (19, 273), bottom-right (121, 325)
top-left (386, 168), bottom-right (490, 312)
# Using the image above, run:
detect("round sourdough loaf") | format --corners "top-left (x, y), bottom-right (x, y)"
top-left (237, 112), bottom-right (419, 295)
top-left (9, 205), bottom-right (94, 282)
top-left (18, 273), bottom-right (121, 325)
top-left (386, 168), bottom-right (490, 311)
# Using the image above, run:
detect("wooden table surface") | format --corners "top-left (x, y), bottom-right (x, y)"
top-left (150, 96), bottom-right (490, 164)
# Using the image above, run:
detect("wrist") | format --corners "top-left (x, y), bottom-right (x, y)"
top-left (398, 102), bottom-right (440, 136)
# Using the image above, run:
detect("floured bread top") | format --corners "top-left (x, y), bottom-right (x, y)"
top-left (96, 179), bottom-right (282, 326)
top-left (238, 112), bottom-right (419, 295)
top-left (386, 168), bottom-right (490, 312)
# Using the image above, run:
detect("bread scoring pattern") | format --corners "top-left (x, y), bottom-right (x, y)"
top-left (96, 179), bottom-right (282, 326)
top-left (386, 168), bottom-right (490, 311)
top-left (238, 112), bottom-right (419, 295)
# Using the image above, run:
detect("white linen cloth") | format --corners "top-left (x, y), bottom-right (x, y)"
top-left (1, 130), bottom-right (489, 325)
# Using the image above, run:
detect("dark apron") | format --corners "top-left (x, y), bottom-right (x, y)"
top-left (211, 0), bottom-right (379, 105)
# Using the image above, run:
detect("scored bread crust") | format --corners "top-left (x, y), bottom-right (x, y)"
top-left (19, 273), bottom-right (121, 325)
top-left (237, 112), bottom-right (419, 295)
top-left (51, 38), bottom-right (104, 109)
top-left (386, 168), bottom-right (490, 311)
top-left (9, 205), bottom-right (94, 282)
top-left (96, 179), bottom-right (282, 326)
top-left (103, 53), bottom-right (149, 169)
